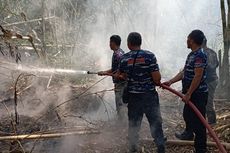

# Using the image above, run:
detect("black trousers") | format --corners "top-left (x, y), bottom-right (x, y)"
top-left (127, 91), bottom-right (165, 150)
top-left (183, 92), bottom-right (208, 153)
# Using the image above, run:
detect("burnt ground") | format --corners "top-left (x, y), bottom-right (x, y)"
top-left (0, 80), bottom-right (229, 153)
top-left (70, 89), bottom-right (229, 153)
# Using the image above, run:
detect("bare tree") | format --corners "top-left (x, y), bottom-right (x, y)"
top-left (220, 0), bottom-right (230, 99)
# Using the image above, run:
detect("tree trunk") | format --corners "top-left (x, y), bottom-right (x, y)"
top-left (220, 0), bottom-right (230, 99)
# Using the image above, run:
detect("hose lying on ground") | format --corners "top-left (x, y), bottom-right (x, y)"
top-left (159, 84), bottom-right (227, 153)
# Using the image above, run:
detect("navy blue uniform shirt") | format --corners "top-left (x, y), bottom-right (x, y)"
top-left (182, 48), bottom-right (208, 93)
top-left (112, 48), bottom-right (125, 83)
top-left (119, 50), bottom-right (159, 93)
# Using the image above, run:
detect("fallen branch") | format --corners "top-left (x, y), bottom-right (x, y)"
top-left (62, 114), bottom-right (97, 125)
top-left (0, 25), bottom-right (41, 58)
top-left (142, 139), bottom-right (230, 150)
top-left (2, 16), bottom-right (56, 27)
top-left (39, 125), bottom-right (96, 133)
top-left (217, 108), bottom-right (230, 114)
top-left (0, 130), bottom-right (100, 141)
top-left (215, 124), bottom-right (230, 133)
top-left (217, 113), bottom-right (230, 120)
top-left (214, 99), bottom-right (229, 102)
top-left (16, 140), bottom-right (26, 153)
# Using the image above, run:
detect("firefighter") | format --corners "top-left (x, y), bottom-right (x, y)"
top-left (202, 37), bottom-right (219, 125)
top-left (164, 30), bottom-right (208, 153)
top-left (117, 32), bottom-right (165, 153)
top-left (98, 35), bottom-right (126, 120)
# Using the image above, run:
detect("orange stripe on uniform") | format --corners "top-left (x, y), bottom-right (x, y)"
top-left (128, 58), bottom-right (145, 65)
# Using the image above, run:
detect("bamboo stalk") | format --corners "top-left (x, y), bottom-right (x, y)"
top-left (0, 130), bottom-right (99, 141)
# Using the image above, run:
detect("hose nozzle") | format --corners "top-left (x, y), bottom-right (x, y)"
top-left (87, 71), bottom-right (98, 74)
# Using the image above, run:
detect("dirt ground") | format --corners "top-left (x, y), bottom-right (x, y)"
top-left (0, 79), bottom-right (229, 153)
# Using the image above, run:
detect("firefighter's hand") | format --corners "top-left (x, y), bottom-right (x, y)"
top-left (183, 93), bottom-right (191, 104)
top-left (98, 71), bottom-right (106, 76)
top-left (113, 73), bottom-right (126, 80)
top-left (162, 80), bottom-right (173, 87)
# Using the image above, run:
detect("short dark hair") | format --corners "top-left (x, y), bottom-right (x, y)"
top-left (110, 35), bottom-right (121, 46)
top-left (188, 30), bottom-right (205, 45)
top-left (127, 32), bottom-right (142, 46)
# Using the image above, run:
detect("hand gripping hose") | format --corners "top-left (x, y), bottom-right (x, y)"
top-left (159, 84), bottom-right (227, 153)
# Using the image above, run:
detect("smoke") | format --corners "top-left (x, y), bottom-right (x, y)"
top-left (81, 0), bottom-right (222, 76)
top-left (0, 0), bottom-right (224, 152)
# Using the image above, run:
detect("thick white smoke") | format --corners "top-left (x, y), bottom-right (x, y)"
top-left (83, 0), bottom-right (222, 76)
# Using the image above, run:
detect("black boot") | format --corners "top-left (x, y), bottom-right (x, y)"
top-left (129, 145), bottom-right (138, 153)
top-left (194, 149), bottom-right (207, 153)
top-left (157, 145), bottom-right (165, 153)
top-left (175, 130), bottom-right (194, 140)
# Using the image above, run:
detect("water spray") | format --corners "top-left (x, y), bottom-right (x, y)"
top-left (1, 61), bottom-right (100, 75)
top-left (16, 64), bottom-right (99, 75)
top-left (160, 84), bottom-right (227, 153)
top-left (15, 65), bottom-right (89, 75)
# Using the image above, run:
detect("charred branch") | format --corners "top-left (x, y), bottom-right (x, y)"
top-left (0, 25), bottom-right (42, 59)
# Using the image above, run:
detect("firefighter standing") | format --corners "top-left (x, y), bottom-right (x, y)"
top-left (164, 30), bottom-right (208, 153)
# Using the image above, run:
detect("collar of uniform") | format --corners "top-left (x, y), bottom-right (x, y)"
top-left (130, 49), bottom-right (142, 53)
top-left (192, 47), bottom-right (202, 53)
top-left (114, 48), bottom-right (121, 53)
top-left (189, 47), bottom-right (202, 55)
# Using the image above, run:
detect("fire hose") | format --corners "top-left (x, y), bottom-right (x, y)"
top-left (88, 71), bottom-right (227, 152)
top-left (159, 84), bottom-right (227, 153)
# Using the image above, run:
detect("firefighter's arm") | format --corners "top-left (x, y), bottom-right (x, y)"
top-left (113, 70), bottom-right (127, 80)
top-left (183, 67), bottom-right (204, 103)
top-left (163, 70), bottom-right (184, 86)
top-left (98, 69), bottom-right (113, 76)
top-left (151, 71), bottom-right (161, 86)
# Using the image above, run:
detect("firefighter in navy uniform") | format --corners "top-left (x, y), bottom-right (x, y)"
top-left (117, 32), bottom-right (165, 153)
top-left (202, 37), bottom-right (219, 125)
top-left (98, 35), bottom-right (126, 120)
top-left (164, 30), bottom-right (208, 153)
